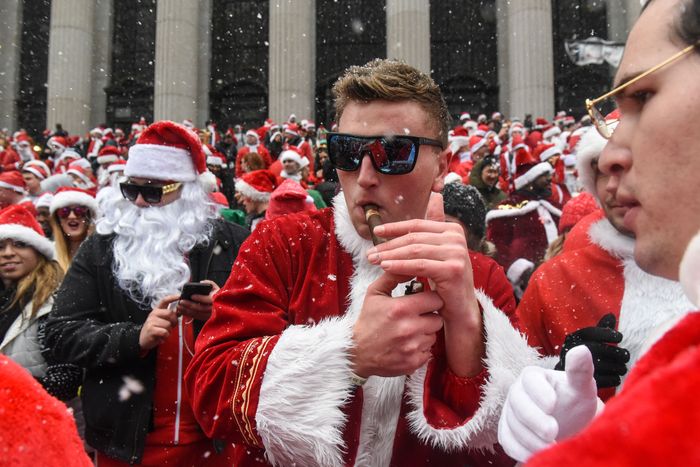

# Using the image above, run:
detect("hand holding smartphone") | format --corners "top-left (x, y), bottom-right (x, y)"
top-left (180, 281), bottom-right (214, 301)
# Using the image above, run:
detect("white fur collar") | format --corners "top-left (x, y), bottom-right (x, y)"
top-left (333, 192), bottom-right (375, 268)
top-left (588, 218), bottom-right (635, 259)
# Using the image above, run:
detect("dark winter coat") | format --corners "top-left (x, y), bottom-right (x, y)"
top-left (45, 219), bottom-right (249, 464)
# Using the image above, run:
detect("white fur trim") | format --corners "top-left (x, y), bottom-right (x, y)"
top-left (444, 172), bottom-right (463, 185)
top-left (235, 179), bottom-right (271, 202)
top-left (23, 167), bottom-right (47, 180)
top-left (257, 317), bottom-right (356, 467)
top-left (279, 150), bottom-right (302, 165)
top-left (537, 204), bottom-right (559, 245)
top-left (538, 146), bottom-right (561, 162)
top-left (97, 154), bottom-right (118, 164)
top-left (514, 162), bottom-right (553, 190)
top-left (405, 291), bottom-right (557, 452)
top-left (258, 197), bottom-right (412, 466)
top-left (617, 258), bottom-right (696, 387)
top-left (485, 199), bottom-right (561, 223)
top-left (680, 231), bottom-right (700, 306)
top-left (50, 191), bottom-right (98, 216)
top-left (543, 127), bottom-right (561, 140)
top-left (587, 218), bottom-right (634, 259)
top-left (0, 181), bottom-right (25, 194)
top-left (470, 138), bottom-right (488, 155)
top-left (575, 127), bottom-right (606, 196)
top-left (0, 224), bottom-right (54, 259)
top-left (125, 144), bottom-right (196, 182)
top-left (206, 156), bottom-right (223, 167)
top-left (107, 164), bottom-right (125, 174)
top-left (66, 169), bottom-right (92, 186)
top-left (506, 258), bottom-right (535, 284)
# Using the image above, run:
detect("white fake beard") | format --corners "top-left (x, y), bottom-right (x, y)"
top-left (96, 182), bottom-right (218, 308)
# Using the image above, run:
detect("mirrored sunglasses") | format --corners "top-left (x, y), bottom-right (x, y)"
top-left (327, 132), bottom-right (443, 175)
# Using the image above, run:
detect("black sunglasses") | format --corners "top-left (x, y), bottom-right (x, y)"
top-left (327, 132), bottom-right (444, 175)
top-left (57, 206), bottom-right (90, 219)
top-left (120, 181), bottom-right (182, 204)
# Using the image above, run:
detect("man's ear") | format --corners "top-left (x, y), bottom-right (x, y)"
top-left (431, 148), bottom-right (451, 192)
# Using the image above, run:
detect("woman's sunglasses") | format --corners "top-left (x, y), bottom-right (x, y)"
top-left (57, 206), bottom-right (90, 219)
top-left (327, 132), bottom-right (444, 175)
top-left (119, 181), bottom-right (182, 204)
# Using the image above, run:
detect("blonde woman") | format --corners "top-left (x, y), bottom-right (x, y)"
top-left (49, 186), bottom-right (97, 271)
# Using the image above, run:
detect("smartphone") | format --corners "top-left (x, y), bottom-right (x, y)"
top-left (180, 282), bottom-right (213, 301)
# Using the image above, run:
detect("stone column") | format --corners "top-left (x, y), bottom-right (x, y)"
top-left (46, 0), bottom-right (96, 135)
top-left (268, 0), bottom-right (315, 123)
top-left (0, 2), bottom-right (22, 131)
top-left (496, 0), bottom-right (510, 116)
top-left (386, 0), bottom-right (430, 73)
top-left (607, 0), bottom-right (629, 43)
top-left (197, 0), bottom-right (212, 126)
top-left (505, 0), bottom-right (554, 120)
top-left (90, 0), bottom-right (113, 126)
top-left (153, 0), bottom-right (200, 123)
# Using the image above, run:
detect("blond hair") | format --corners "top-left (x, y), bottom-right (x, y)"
top-left (9, 254), bottom-right (64, 319)
top-left (332, 59), bottom-right (450, 147)
top-left (50, 213), bottom-right (94, 272)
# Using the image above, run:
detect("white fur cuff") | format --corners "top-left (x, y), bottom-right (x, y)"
top-left (406, 291), bottom-right (554, 452)
top-left (256, 316), bottom-right (356, 467)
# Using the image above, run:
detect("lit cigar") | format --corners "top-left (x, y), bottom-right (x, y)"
top-left (364, 204), bottom-right (387, 246)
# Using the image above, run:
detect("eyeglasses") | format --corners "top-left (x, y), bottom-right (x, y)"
top-left (586, 42), bottom-right (699, 139)
top-left (119, 181), bottom-right (182, 204)
top-left (57, 206), bottom-right (90, 219)
top-left (327, 132), bottom-right (444, 175)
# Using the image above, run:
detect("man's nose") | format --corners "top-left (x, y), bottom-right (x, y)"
top-left (598, 138), bottom-right (632, 178)
top-left (356, 153), bottom-right (379, 188)
top-left (134, 193), bottom-right (150, 208)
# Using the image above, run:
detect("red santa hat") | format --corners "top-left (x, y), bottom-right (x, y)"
top-left (0, 354), bottom-right (91, 465)
top-left (543, 126), bottom-right (562, 141)
top-left (459, 112), bottom-right (471, 122)
top-left (514, 161), bottom-right (554, 190)
top-left (558, 192), bottom-right (599, 234)
top-left (279, 149), bottom-right (303, 166)
top-left (35, 192), bottom-right (54, 210)
top-left (469, 135), bottom-right (488, 156)
top-left (265, 179), bottom-right (316, 221)
top-left (66, 163), bottom-right (96, 187)
top-left (203, 144), bottom-right (225, 167)
top-left (96, 146), bottom-right (121, 164)
top-left (209, 191), bottom-right (229, 208)
top-left (244, 129), bottom-right (259, 142)
top-left (46, 136), bottom-right (68, 152)
top-left (126, 120), bottom-right (207, 183)
top-left (534, 118), bottom-right (550, 130)
top-left (89, 127), bottom-right (103, 137)
top-left (106, 159), bottom-right (126, 174)
top-left (533, 142), bottom-right (562, 163)
top-left (50, 186), bottom-right (98, 217)
top-left (575, 110), bottom-right (620, 197)
top-left (509, 121), bottom-right (525, 136)
top-left (235, 169), bottom-right (278, 202)
top-left (0, 205), bottom-right (54, 259)
top-left (58, 148), bottom-right (82, 163)
top-left (0, 171), bottom-right (26, 194)
top-left (22, 160), bottom-right (51, 180)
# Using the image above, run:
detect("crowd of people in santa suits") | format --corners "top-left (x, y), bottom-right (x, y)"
top-left (0, 56), bottom-right (698, 465)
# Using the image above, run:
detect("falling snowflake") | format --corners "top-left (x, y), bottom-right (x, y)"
top-left (119, 376), bottom-right (144, 401)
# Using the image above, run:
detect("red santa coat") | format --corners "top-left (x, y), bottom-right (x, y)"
top-left (526, 311), bottom-right (700, 466)
top-left (0, 147), bottom-right (22, 172)
top-left (185, 195), bottom-right (523, 467)
top-left (516, 218), bottom-right (695, 400)
top-left (486, 193), bottom-right (561, 278)
top-left (235, 145), bottom-right (273, 177)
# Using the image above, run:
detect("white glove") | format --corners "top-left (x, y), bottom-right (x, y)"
top-left (498, 345), bottom-right (602, 462)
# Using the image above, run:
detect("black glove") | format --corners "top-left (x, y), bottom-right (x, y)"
top-left (554, 313), bottom-right (631, 389)
top-left (38, 363), bottom-right (84, 401)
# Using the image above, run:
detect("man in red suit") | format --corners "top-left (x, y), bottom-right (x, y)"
top-left (186, 59), bottom-right (528, 466)
top-left (486, 161), bottom-right (560, 287)
top-left (499, 0), bottom-right (700, 464)
top-left (235, 130), bottom-right (272, 177)
top-left (516, 125), bottom-right (694, 399)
